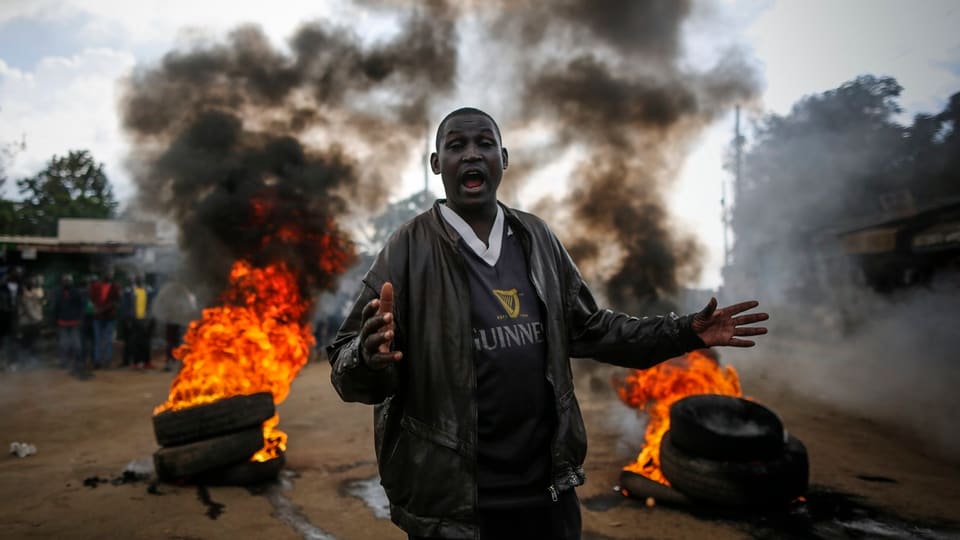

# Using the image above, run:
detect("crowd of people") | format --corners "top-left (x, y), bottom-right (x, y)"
top-left (0, 266), bottom-right (192, 379)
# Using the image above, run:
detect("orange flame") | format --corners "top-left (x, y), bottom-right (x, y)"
top-left (153, 261), bottom-right (313, 462)
top-left (613, 350), bottom-right (741, 484)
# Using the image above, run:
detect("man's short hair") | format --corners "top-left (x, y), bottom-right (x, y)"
top-left (435, 107), bottom-right (502, 150)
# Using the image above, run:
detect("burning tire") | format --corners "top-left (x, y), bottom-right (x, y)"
top-left (659, 431), bottom-right (808, 507)
top-left (194, 454), bottom-right (286, 486)
top-left (154, 427), bottom-right (265, 482)
top-left (153, 392), bottom-right (276, 447)
top-left (619, 470), bottom-right (692, 506)
top-left (669, 394), bottom-right (785, 461)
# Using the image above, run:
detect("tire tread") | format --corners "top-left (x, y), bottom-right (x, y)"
top-left (153, 392), bottom-right (275, 447)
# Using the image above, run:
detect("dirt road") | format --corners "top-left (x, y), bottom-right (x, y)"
top-left (1, 355), bottom-right (958, 539)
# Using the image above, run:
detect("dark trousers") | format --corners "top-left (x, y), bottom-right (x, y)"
top-left (120, 319), bottom-right (134, 366)
top-left (164, 323), bottom-right (182, 362)
top-left (409, 489), bottom-right (581, 540)
top-left (58, 326), bottom-right (83, 373)
top-left (131, 318), bottom-right (154, 365)
top-left (80, 316), bottom-right (95, 365)
top-left (0, 316), bottom-right (17, 365)
top-left (18, 323), bottom-right (41, 361)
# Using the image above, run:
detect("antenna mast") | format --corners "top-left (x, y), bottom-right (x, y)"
top-left (723, 105), bottom-right (744, 267)
top-left (423, 128), bottom-right (430, 194)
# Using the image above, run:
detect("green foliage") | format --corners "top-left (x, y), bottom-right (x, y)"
top-left (733, 75), bottom-right (959, 251)
top-left (0, 134), bottom-right (26, 233)
top-left (727, 74), bottom-right (960, 300)
top-left (0, 198), bottom-right (17, 233)
top-left (734, 76), bottom-right (906, 242)
top-left (6, 150), bottom-right (118, 236)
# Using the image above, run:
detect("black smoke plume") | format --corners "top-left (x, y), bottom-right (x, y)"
top-left (120, 7), bottom-right (457, 301)
top-left (122, 0), bottom-right (758, 313)
top-left (493, 0), bottom-right (759, 312)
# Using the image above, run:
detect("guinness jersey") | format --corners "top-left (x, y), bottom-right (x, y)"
top-left (457, 224), bottom-right (555, 509)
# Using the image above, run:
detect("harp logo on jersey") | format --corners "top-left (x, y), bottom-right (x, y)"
top-left (492, 288), bottom-right (521, 318)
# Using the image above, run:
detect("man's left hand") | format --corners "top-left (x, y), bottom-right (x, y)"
top-left (692, 297), bottom-right (769, 348)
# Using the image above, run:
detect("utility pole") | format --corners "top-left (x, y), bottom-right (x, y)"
top-left (723, 105), bottom-right (744, 267)
top-left (734, 105), bottom-right (743, 201)
top-left (721, 157), bottom-right (730, 267)
top-left (423, 129), bottom-right (430, 195)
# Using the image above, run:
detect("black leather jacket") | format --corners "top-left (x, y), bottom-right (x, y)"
top-left (327, 201), bottom-right (704, 538)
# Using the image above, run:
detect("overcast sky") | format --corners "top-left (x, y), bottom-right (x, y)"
top-left (1, 0), bottom-right (958, 288)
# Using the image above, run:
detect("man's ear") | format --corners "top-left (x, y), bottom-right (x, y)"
top-left (502, 147), bottom-right (509, 170)
top-left (430, 152), bottom-right (440, 174)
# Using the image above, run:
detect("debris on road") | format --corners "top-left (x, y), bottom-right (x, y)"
top-left (9, 442), bottom-right (37, 458)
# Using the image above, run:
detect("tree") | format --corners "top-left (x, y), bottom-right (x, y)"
top-left (906, 91), bottom-right (960, 204)
top-left (14, 150), bottom-right (118, 236)
top-left (0, 186), bottom-right (16, 234)
top-left (725, 75), bottom-right (960, 304)
top-left (732, 74), bottom-right (907, 248)
top-left (0, 133), bottom-right (26, 234)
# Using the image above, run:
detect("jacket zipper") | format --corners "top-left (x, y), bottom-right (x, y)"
top-left (516, 223), bottom-right (564, 504)
top-left (449, 244), bottom-right (481, 535)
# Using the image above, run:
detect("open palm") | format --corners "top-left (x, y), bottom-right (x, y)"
top-left (692, 297), bottom-right (769, 348)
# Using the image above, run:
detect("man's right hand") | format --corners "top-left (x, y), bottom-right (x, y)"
top-left (359, 282), bottom-right (403, 369)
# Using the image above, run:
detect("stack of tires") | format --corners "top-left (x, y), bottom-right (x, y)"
top-left (660, 394), bottom-right (808, 507)
top-left (152, 392), bottom-right (285, 485)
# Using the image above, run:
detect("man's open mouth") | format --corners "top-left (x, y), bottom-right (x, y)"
top-left (461, 170), bottom-right (486, 190)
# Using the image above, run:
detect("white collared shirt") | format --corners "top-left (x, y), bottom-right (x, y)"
top-left (439, 203), bottom-right (511, 266)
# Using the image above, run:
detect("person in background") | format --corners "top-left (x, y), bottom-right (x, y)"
top-left (89, 268), bottom-right (120, 369)
top-left (79, 274), bottom-right (97, 370)
top-left (150, 280), bottom-right (198, 372)
top-left (53, 274), bottom-right (88, 379)
top-left (0, 267), bottom-right (23, 369)
top-left (117, 275), bottom-right (135, 368)
top-left (163, 323), bottom-right (181, 371)
top-left (131, 275), bottom-right (155, 369)
top-left (17, 275), bottom-right (46, 366)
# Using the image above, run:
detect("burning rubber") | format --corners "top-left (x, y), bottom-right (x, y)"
top-left (660, 431), bottom-right (809, 507)
top-left (152, 392), bottom-right (282, 484)
top-left (620, 393), bottom-right (809, 508)
top-left (153, 392), bottom-right (275, 447)
top-left (668, 394), bottom-right (787, 462)
top-left (154, 427), bottom-right (265, 482)
top-left (150, 262), bottom-right (323, 485)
